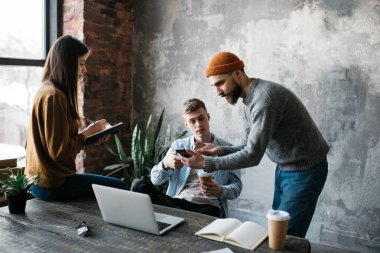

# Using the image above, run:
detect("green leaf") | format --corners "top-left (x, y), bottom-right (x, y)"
top-left (164, 124), bottom-right (172, 149)
top-left (115, 134), bottom-right (129, 164)
top-left (146, 114), bottom-right (152, 129)
top-left (145, 129), bottom-right (154, 163)
top-left (132, 125), bottom-right (141, 179)
top-left (154, 108), bottom-right (165, 146)
top-left (174, 130), bottom-right (188, 140)
top-left (104, 142), bottom-right (119, 160)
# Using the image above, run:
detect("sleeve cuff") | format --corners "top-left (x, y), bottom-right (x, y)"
top-left (204, 156), bottom-right (217, 173)
top-left (158, 161), bottom-right (173, 176)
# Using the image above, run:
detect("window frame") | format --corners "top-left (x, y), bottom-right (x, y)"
top-left (0, 0), bottom-right (61, 67)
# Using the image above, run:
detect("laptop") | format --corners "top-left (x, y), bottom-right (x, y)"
top-left (92, 184), bottom-right (185, 235)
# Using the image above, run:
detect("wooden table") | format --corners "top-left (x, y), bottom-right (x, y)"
top-left (0, 198), bottom-right (310, 253)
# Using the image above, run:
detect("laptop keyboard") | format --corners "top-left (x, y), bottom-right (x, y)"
top-left (157, 221), bottom-right (171, 231)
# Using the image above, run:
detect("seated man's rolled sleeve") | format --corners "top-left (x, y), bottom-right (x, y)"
top-left (150, 161), bottom-right (173, 185)
top-left (219, 171), bottom-right (242, 200)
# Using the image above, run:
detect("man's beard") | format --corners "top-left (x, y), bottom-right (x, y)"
top-left (224, 85), bottom-right (241, 105)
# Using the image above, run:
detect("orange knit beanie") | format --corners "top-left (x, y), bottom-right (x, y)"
top-left (205, 51), bottom-right (244, 77)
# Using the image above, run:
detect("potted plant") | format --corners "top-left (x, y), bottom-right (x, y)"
top-left (105, 108), bottom-right (187, 187)
top-left (0, 168), bottom-right (41, 214)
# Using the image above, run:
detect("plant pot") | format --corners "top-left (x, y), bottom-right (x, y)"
top-left (5, 192), bottom-right (28, 214)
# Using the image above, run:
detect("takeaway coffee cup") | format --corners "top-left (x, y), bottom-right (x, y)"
top-left (197, 170), bottom-right (213, 184)
top-left (266, 209), bottom-right (290, 250)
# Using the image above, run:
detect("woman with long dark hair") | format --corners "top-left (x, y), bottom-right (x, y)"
top-left (25, 35), bottom-right (126, 200)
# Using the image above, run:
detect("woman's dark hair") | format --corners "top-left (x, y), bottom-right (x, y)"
top-left (42, 35), bottom-right (89, 120)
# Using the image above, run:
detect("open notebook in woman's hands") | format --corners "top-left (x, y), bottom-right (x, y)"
top-left (195, 218), bottom-right (268, 250)
top-left (84, 122), bottom-right (124, 145)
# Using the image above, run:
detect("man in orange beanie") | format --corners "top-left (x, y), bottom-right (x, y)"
top-left (181, 51), bottom-right (329, 238)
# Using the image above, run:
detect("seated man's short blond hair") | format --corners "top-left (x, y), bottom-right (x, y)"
top-left (182, 98), bottom-right (207, 114)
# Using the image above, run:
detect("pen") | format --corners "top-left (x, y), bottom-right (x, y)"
top-left (87, 119), bottom-right (96, 127)
top-left (88, 119), bottom-right (111, 129)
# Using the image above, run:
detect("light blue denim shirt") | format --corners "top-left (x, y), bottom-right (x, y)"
top-left (150, 134), bottom-right (242, 217)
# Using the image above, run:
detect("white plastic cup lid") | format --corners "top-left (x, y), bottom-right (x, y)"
top-left (197, 169), bottom-right (213, 177)
top-left (266, 209), bottom-right (290, 221)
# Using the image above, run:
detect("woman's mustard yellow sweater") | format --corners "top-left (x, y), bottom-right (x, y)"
top-left (25, 83), bottom-right (85, 188)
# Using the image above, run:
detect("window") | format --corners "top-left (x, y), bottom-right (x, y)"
top-left (0, 0), bottom-right (59, 157)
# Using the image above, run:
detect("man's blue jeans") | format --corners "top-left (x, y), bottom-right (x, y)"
top-left (272, 157), bottom-right (328, 238)
top-left (31, 173), bottom-right (127, 201)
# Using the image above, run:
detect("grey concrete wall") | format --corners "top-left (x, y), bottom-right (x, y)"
top-left (132, 1), bottom-right (380, 252)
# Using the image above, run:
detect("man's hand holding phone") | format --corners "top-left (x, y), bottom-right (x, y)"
top-left (175, 148), bottom-right (192, 158)
top-left (162, 153), bottom-right (183, 170)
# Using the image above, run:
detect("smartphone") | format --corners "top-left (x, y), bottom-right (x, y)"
top-left (175, 148), bottom-right (192, 158)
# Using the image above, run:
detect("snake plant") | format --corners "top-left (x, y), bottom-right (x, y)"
top-left (106, 108), bottom-right (187, 182)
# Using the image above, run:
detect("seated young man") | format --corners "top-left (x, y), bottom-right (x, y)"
top-left (132, 98), bottom-right (242, 217)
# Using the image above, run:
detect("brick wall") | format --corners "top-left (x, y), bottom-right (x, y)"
top-left (62, 0), bottom-right (133, 173)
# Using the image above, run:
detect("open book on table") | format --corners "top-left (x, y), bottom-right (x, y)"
top-left (195, 218), bottom-right (268, 251)
top-left (84, 122), bottom-right (124, 146)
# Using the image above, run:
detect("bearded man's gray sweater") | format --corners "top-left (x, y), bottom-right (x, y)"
top-left (204, 78), bottom-right (329, 172)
